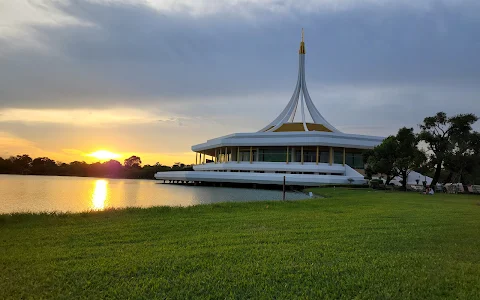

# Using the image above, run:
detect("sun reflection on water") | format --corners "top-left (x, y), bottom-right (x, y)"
top-left (91, 179), bottom-right (108, 210)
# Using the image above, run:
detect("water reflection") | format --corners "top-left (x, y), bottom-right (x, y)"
top-left (0, 175), bottom-right (308, 214)
top-left (91, 179), bottom-right (108, 210)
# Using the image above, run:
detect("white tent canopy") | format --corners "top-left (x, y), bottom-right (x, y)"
top-left (375, 171), bottom-right (433, 186)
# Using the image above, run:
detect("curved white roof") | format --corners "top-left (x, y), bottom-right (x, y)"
top-left (191, 30), bottom-right (385, 152)
top-left (192, 131), bottom-right (384, 152)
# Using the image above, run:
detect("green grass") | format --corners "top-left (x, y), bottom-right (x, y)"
top-left (1, 189), bottom-right (480, 299)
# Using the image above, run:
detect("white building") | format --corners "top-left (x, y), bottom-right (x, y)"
top-left (155, 30), bottom-right (385, 186)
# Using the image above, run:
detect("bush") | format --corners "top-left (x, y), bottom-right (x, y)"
top-left (369, 179), bottom-right (386, 190)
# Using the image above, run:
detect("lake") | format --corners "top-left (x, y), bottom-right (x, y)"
top-left (0, 175), bottom-right (307, 214)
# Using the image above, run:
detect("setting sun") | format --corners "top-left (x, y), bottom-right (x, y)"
top-left (87, 150), bottom-right (121, 161)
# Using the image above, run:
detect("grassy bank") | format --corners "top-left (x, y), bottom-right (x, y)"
top-left (1, 189), bottom-right (480, 299)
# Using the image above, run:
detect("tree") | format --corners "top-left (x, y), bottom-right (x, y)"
top-left (0, 157), bottom-right (13, 173)
top-left (443, 131), bottom-right (480, 184)
top-left (103, 160), bottom-right (123, 178)
top-left (67, 161), bottom-right (88, 177)
top-left (10, 154), bottom-right (33, 174)
top-left (172, 162), bottom-right (185, 169)
top-left (393, 128), bottom-right (426, 191)
top-left (87, 162), bottom-right (104, 177)
top-left (124, 156), bottom-right (142, 168)
top-left (0, 153), bottom-right (196, 179)
top-left (364, 127), bottom-right (426, 190)
top-left (419, 112), bottom-right (478, 186)
top-left (363, 136), bottom-right (398, 185)
top-left (31, 157), bottom-right (57, 175)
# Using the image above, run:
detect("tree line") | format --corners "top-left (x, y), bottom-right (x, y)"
top-left (2, 111), bottom-right (478, 185)
top-left (364, 111), bottom-right (480, 190)
top-left (0, 155), bottom-right (193, 179)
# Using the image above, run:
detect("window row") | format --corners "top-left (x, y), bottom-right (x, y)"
top-left (211, 148), bottom-right (364, 169)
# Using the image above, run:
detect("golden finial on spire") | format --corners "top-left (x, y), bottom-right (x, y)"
top-left (299, 28), bottom-right (306, 54)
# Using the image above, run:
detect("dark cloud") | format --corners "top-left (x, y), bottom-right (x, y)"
top-left (0, 0), bottom-right (480, 112)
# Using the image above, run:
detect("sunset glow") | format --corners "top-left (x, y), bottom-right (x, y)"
top-left (91, 179), bottom-right (108, 210)
top-left (87, 150), bottom-right (121, 161)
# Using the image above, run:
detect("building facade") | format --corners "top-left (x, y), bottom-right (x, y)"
top-left (155, 30), bottom-right (384, 186)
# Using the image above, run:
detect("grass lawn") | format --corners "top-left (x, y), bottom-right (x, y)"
top-left (1, 188), bottom-right (480, 299)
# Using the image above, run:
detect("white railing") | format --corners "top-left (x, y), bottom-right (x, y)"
top-left (193, 161), bottom-right (347, 174)
top-left (155, 170), bottom-right (365, 186)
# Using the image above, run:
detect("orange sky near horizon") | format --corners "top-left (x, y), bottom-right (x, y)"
top-left (0, 131), bottom-right (196, 166)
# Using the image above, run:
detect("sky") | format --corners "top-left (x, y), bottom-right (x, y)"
top-left (1, 0), bottom-right (480, 165)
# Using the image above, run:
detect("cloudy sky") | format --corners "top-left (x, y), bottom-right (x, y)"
top-left (1, 0), bottom-right (479, 165)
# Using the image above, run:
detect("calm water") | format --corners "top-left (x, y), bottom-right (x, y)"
top-left (0, 175), bottom-right (307, 214)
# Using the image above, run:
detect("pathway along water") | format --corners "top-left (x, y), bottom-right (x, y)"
top-left (0, 175), bottom-right (307, 214)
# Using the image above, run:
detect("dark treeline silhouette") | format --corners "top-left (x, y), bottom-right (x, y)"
top-left (0, 155), bottom-right (193, 179)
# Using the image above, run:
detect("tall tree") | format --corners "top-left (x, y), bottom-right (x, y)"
top-left (393, 128), bottom-right (426, 191)
top-left (0, 157), bottom-right (13, 173)
top-left (68, 161), bottom-right (88, 177)
top-left (419, 112), bottom-right (478, 186)
top-left (364, 127), bottom-right (426, 190)
top-left (443, 131), bottom-right (480, 184)
top-left (103, 160), bottom-right (123, 178)
top-left (31, 157), bottom-right (57, 175)
top-left (10, 154), bottom-right (33, 174)
top-left (124, 156), bottom-right (142, 168)
top-left (363, 136), bottom-right (398, 185)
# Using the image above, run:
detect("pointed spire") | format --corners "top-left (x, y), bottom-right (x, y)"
top-left (258, 29), bottom-right (340, 133)
top-left (299, 28), bottom-right (306, 54)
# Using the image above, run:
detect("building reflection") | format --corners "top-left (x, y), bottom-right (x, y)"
top-left (91, 179), bottom-right (108, 210)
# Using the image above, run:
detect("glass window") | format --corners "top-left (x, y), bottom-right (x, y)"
top-left (334, 151), bottom-right (343, 164)
top-left (259, 149), bottom-right (287, 162)
top-left (294, 150), bottom-right (316, 163)
top-left (346, 153), bottom-right (354, 166)
top-left (320, 152), bottom-right (329, 163)
top-left (345, 152), bottom-right (364, 169)
top-left (239, 151), bottom-right (250, 162)
top-left (354, 153), bottom-right (364, 169)
top-left (295, 151), bottom-right (301, 163)
top-left (304, 151), bottom-right (316, 162)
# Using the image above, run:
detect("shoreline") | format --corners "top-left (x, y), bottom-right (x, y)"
top-left (0, 196), bottom-right (312, 218)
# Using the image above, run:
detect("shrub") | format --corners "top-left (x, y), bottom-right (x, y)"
top-left (369, 179), bottom-right (386, 190)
